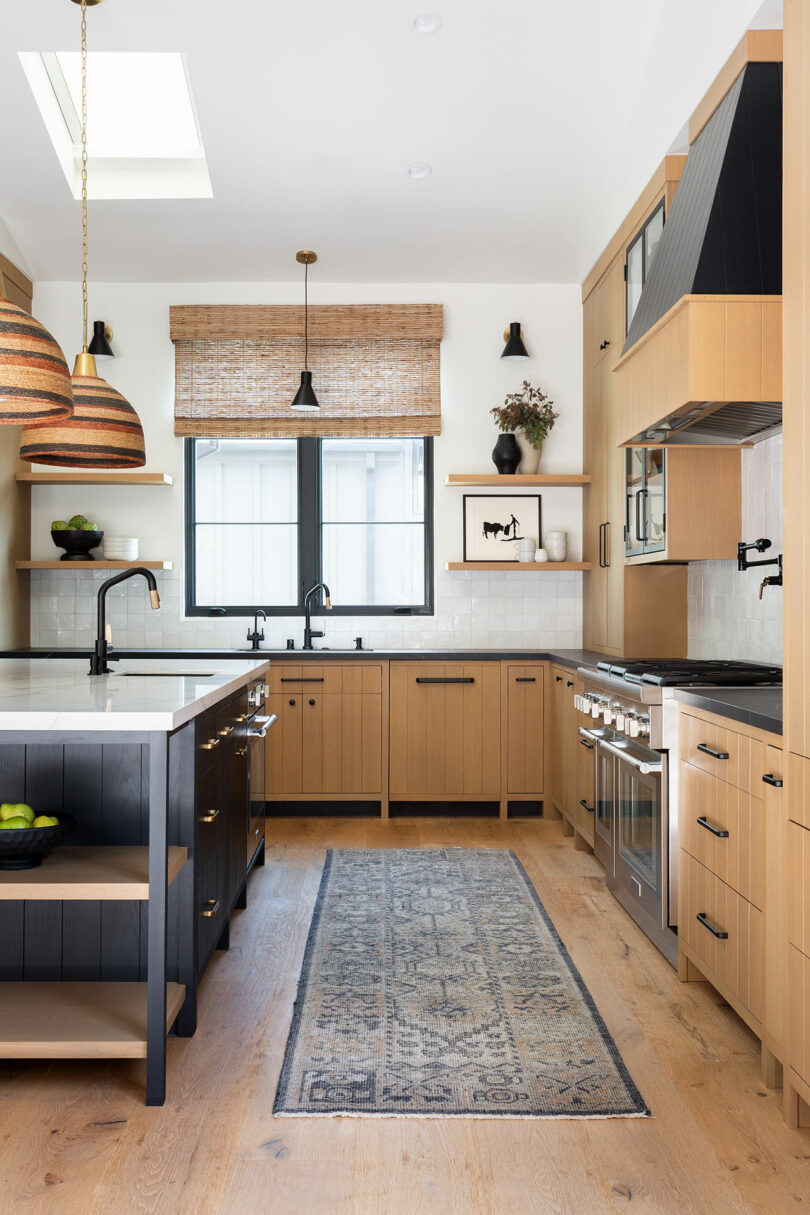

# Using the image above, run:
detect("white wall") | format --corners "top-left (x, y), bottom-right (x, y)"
top-left (28, 280), bottom-right (585, 651)
top-left (688, 433), bottom-right (782, 666)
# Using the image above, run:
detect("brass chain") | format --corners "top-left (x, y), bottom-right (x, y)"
top-left (80, 0), bottom-right (88, 350)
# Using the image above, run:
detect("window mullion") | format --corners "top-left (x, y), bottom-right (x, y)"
top-left (298, 437), bottom-right (320, 604)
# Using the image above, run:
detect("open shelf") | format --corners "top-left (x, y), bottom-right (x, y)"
top-left (0, 982), bottom-right (186, 1058)
top-left (16, 560), bottom-right (172, 571)
top-left (447, 561), bottom-right (591, 572)
top-left (0, 846), bottom-right (188, 900)
top-left (17, 472), bottom-right (173, 486)
top-left (445, 473), bottom-right (591, 487)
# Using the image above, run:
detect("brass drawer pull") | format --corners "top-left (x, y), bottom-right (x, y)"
top-left (762, 773), bottom-right (783, 787)
top-left (235, 745), bottom-right (248, 757)
top-left (696, 815), bottom-right (729, 839)
top-left (218, 725), bottom-right (234, 737)
top-left (200, 898), bottom-right (220, 918)
top-left (200, 737), bottom-right (220, 751)
top-left (696, 912), bottom-right (728, 939)
top-left (697, 743), bottom-right (730, 760)
top-left (198, 808), bottom-right (220, 823)
top-left (234, 713), bottom-right (248, 723)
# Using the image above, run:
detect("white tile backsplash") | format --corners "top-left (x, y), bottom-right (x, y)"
top-left (688, 433), bottom-right (782, 666)
top-left (29, 567), bottom-right (584, 652)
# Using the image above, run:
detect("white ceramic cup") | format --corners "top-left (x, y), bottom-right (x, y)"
top-left (534, 548), bottom-right (548, 563)
top-left (545, 530), bottom-right (568, 562)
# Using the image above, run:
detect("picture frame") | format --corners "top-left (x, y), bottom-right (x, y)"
top-left (462, 494), bottom-right (542, 562)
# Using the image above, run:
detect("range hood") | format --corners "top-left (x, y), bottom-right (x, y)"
top-left (617, 61), bottom-right (783, 446)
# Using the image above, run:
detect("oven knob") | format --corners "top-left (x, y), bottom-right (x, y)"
top-left (615, 710), bottom-right (626, 731)
top-left (591, 699), bottom-right (603, 720)
top-left (636, 717), bottom-right (650, 739)
top-left (580, 696), bottom-right (593, 715)
top-left (627, 715), bottom-right (640, 739)
top-left (603, 704), bottom-right (615, 725)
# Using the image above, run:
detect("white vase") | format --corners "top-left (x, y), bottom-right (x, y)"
top-left (545, 530), bottom-right (568, 561)
top-left (515, 429), bottom-right (543, 474)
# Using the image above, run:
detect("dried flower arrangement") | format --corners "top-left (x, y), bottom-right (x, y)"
top-left (490, 381), bottom-right (559, 450)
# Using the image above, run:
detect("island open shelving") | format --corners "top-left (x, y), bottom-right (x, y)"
top-left (0, 845), bottom-right (188, 900)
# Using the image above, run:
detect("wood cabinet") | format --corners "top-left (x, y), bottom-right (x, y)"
top-left (549, 665), bottom-right (589, 844)
top-left (266, 663), bottom-right (385, 803)
top-left (502, 663), bottom-right (545, 797)
top-left (389, 662), bottom-right (501, 802)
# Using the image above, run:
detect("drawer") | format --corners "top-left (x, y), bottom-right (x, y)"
top-left (680, 712), bottom-right (764, 795)
top-left (680, 850), bottom-right (763, 1022)
top-left (788, 945), bottom-right (810, 1086)
top-left (787, 820), bottom-right (810, 959)
top-left (267, 664), bottom-right (382, 695)
top-left (679, 761), bottom-right (764, 907)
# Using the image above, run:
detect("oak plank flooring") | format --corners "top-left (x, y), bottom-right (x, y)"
top-left (1, 816), bottom-right (809, 1214)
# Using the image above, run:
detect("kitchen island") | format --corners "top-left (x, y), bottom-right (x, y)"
top-left (0, 658), bottom-right (269, 1105)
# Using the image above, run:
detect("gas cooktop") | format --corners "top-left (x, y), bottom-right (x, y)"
top-left (595, 659), bottom-right (783, 688)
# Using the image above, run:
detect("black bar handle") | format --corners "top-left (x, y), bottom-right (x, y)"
top-left (416, 677), bottom-right (475, 684)
top-left (515, 677), bottom-right (536, 683)
top-left (697, 815), bottom-right (730, 838)
top-left (579, 739), bottom-right (594, 751)
top-left (603, 520), bottom-right (610, 568)
top-left (281, 677), bottom-right (325, 683)
top-left (762, 773), bottom-right (783, 788)
top-left (579, 799), bottom-right (595, 813)
top-left (598, 522), bottom-right (605, 568)
top-left (697, 743), bottom-right (730, 760)
top-left (696, 912), bottom-right (728, 940)
top-left (635, 490), bottom-right (644, 542)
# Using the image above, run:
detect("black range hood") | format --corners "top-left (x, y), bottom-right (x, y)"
top-left (623, 61), bottom-right (782, 357)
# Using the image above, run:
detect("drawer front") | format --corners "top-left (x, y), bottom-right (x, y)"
top-left (268, 664), bottom-right (382, 695)
top-left (680, 850), bottom-right (763, 1022)
top-left (788, 945), bottom-right (810, 1086)
top-left (680, 712), bottom-right (764, 794)
top-left (787, 820), bottom-right (810, 959)
top-left (575, 745), bottom-right (595, 841)
top-left (679, 761), bottom-right (764, 907)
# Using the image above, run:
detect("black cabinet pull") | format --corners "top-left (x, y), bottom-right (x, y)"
top-left (288, 699), bottom-right (296, 706)
top-left (697, 815), bottom-right (730, 838)
top-left (696, 912), bottom-right (728, 940)
top-left (598, 522), bottom-right (605, 568)
top-left (599, 338), bottom-right (611, 350)
top-left (634, 490), bottom-right (644, 543)
top-left (762, 773), bottom-right (783, 788)
top-left (579, 799), bottom-right (595, 813)
top-left (281, 677), bottom-right (324, 683)
top-left (515, 677), bottom-right (536, 683)
top-left (416, 677), bottom-right (475, 684)
top-left (555, 675), bottom-right (563, 683)
top-left (567, 680), bottom-right (574, 688)
top-left (603, 520), bottom-right (610, 568)
top-left (697, 743), bottom-right (730, 760)
top-left (579, 739), bottom-right (594, 751)
top-left (308, 698), bottom-right (316, 706)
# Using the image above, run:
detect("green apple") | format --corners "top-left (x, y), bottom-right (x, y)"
top-left (0, 817), bottom-right (32, 830)
top-left (51, 520), bottom-right (69, 531)
top-left (33, 815), bottom-right (59, 828)
top-left (68, 514), bottom-right (87, 529)
top-left (0, 803), bottom-right (34, 823)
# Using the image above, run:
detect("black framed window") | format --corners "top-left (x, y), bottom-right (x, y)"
top-left (625, 198), bottom-right (665, 334)
top-left (185, 436), bottom-right (433, 616)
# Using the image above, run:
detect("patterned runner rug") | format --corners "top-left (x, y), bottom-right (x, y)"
top-left (273, 849), bottom-right (648, 1119)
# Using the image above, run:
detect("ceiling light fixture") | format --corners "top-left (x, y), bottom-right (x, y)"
top-left (290, 250), bottom-right (320, 413)
top-left (20, 0), bottom-right (145, 468)
top-left (501, 322), bottom-right (530, 361)
top-left (407, 162), bottom-right (432, 180)
top-left (412, 12), bottom-right (442, 34)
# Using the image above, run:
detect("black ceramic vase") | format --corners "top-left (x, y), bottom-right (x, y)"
top-left (491, 432), bottom-right (521, 475)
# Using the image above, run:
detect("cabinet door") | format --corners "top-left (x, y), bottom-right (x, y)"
top-left (301, 693), bottom-right (382, 794)
top-left (642, 448), bottom-right (666, 554)
top-left (265, 693), bottom-right (303, 794)
top-left (504, 664), bottom-right (544, 794)
top-left (625, 448), bottom-right (646, 559)
top-left (389, 663), bottom-right (500, 799)
top-left (549, 666), bottom-right (567, 809)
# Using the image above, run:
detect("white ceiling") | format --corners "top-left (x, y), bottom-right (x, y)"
top-left (0, 0), bottom-right (771, 284)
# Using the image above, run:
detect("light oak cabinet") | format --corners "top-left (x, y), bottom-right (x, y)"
top-left (502, 663), bottom-right (545, 796)
top-left (549, 665), bottom-right (590, 845)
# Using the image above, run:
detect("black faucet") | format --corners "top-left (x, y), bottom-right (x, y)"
top-left (302, 582), bottom-right (332, 650)
top-left (90, 567), bottom-right (161, 675)
top-left (246, 608), bottom-right (267, 651)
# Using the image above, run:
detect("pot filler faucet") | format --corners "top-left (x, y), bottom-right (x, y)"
top-left (90, 567), bottom-right (161, 675)
top-left (737, 538), bottom-right (783, 599)
top-left (302, 582), bottom-right (332, 650)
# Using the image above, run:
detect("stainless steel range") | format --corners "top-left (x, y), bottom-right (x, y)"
top-left (574, 659), bottom-right (782, 968)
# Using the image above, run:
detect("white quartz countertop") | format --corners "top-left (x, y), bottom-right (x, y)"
top-left (0, 658), bottom-right (269, 732)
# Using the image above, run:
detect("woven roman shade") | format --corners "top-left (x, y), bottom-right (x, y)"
top-left (170, 304), bottom-right (443, 438)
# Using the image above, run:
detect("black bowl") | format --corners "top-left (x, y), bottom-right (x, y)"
top-left (51, 529), bottom-right (104, 561)
top-left (0, 814), bottom-right (72, 869)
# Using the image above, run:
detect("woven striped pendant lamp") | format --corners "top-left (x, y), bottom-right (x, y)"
top-left (19, 0), bottom-right (146, 469)
top-left (0, 295), bottom-right (74, 424)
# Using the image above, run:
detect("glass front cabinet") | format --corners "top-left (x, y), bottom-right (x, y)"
top-left (625, 447), bottom-right (666, 558)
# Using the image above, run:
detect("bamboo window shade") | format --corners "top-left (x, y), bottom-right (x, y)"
top-left (170, 304), bottom-right (443, 438)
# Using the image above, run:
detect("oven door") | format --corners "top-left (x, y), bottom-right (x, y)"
top-left (599, 736), bottom-right (667, 932)
top-left (247, 713), bottom-right (276, 865)
top-left (581, 727), bottom-right (615, 873)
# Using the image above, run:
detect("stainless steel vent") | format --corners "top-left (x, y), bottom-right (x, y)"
top-left (631, 400), bottom-right (781, 446)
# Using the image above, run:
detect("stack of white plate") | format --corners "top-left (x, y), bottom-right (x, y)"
top-left (103, 537), bottom-right (139, 562)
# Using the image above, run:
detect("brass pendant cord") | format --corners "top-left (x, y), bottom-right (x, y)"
top-left (303, 261), bottom-right (309, 371)
top-left (80, 0), bottom-right (89, 353)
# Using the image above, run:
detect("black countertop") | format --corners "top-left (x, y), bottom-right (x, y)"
top-left (672, 687), bottom-right (782, 736)
top-left (0, 647), bottom-right (610, 672)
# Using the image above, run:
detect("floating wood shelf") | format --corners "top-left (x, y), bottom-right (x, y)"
top-left (16, 560), bottom-right (172, 570)
top-left (0, 982), bottom-right (186, 1059)
top-left (17, 472), bottom-right (173, 485)
top-left (444, 474), bottom-right (591, 487)
top-left (0, 846), bottom-right (188, 900)
top-left (446, 561), bottom-right (591, 572)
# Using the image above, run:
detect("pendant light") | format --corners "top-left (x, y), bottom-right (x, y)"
top-left (290, 250), bottom-right (320, 412)
top-left (0, 281), bottom-right (73, 426)
top-left (501, 322), bottom-right (530, 361)
top-left (19, 0), bottom-right (145, 468)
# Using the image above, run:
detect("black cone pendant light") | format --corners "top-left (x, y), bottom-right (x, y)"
top-left (501, 321), bottom-right (530, 361)
top-left (290, 250), bottom-right (320, 412)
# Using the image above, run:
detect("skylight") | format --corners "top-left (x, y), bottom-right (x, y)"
top-left (19, 51), bottom-right (212, 200)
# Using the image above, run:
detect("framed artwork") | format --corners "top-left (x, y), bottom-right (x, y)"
top-left (462, 495), bottom-right (542, 562)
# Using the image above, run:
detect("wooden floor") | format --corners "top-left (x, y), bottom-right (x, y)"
top-left (2, 816), bottom-right (809, 1214)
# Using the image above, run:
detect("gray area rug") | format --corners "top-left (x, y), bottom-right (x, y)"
top-left (274, 849), bottom-right (649, 1118)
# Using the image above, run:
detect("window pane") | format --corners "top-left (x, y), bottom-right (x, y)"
top-left (321, 438), bottom-right (425, 523)
top-left (194, 439), bottom-right (297, 523)
top-left (194, 524), bottom-right (297, 606)
top-left (322, 523), bottom-right (425, 606)
top-left (644, 206), bottom-right (664, 275)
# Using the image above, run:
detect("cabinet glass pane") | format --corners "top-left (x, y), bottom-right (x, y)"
top-left (626, 233), bottom-right (643, 332)
top-left (644, 205), bottom-right (665, 272)
top-left (643, 448), bottom-right (666, 552)
top-left (625, 448), bottom-right (646, 558)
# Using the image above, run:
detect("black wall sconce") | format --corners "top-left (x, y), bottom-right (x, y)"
top-left (501, 322), bottom-right (530, 361)
top-left (87, 320), bottom-right (115, 360)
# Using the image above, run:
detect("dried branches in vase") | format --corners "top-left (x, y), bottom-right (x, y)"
top-left (490, 381), bottom-right (559, 474)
